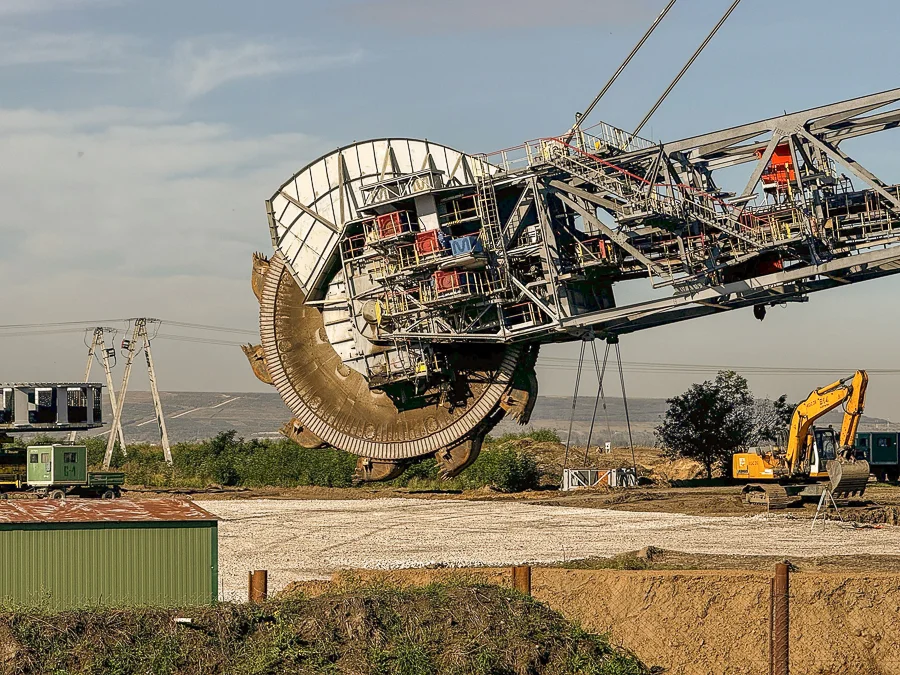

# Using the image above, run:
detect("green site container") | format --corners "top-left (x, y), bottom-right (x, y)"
top-left (27, 445), bottom-right (87, 485)
top-left (856, 433), bottom-right (871, 461)
top-left (0, 499), bottom-right (218, 610)
top-left (24, 445), bottom-right (123, 494)
top-left (869, 433), bottom-right (899, 465)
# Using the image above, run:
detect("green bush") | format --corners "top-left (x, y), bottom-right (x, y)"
top-left (27, 428), bottom-right (546, 493)
top-left (391, 445), bottom-right (541, 493)
top-left (83, 431), bottom-right (358, 489)
top-left (464, 446), bottom-right (540, 492)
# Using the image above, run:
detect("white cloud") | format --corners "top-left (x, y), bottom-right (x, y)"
top-left (0, 0), bottom-right (121, 15)
top-left (0, 106), bottom-right (330, 389)
top-left (0, 29), bottom-right (363, 99)
top-left (0, 106), bottom-right (325, 276)
top-left (0, 28), bottom-right (137, 67)
top-left (171, 36), bottom-right (364, 99)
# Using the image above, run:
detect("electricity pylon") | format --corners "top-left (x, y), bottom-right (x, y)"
top-left (103, 318), bottom-right (171, 469)
top-left (69, 327), bottom-right (126, 451)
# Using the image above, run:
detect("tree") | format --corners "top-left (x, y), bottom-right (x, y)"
top-left (752, 394), bottom-right (795, 445)
top-left (656, 371), bottom-right (755, 478)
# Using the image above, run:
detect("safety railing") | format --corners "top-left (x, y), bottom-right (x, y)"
top-left (535, 137), bottom-right (788, 253)
top-left (581, 121), bottom-right (656, 154)
top-left (509, 224), bottom-right (544, 251)
top-left (378, 288), bottom-right (425, 320)
top-left (505, 302), bottom-right (546, 329)
top-left (477, 121), bottom-right (656, 174)
top-left (440, 195), bottom-right (480, 226)
top-left (419, 270), bottom-right (499, 305)
top-left (397, 241), bottom-right (447, 269)
top-left (341, 233), bottom-right (369, 261)
top-left (368, 344), bottom-right (440, 386)
top-left (575, 237), bottom-right (613, 266)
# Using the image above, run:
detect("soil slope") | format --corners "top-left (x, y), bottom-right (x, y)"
top-left (0, 585), bottom-right (646, 675)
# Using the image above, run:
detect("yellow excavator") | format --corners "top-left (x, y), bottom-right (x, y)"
top-left (733, 370), bottom-right (871, 508)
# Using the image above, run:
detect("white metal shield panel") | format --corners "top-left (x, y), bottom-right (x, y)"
top-left (356, 143), bottom-right (378, 178)
top-left (408, 141), bottom-right (431, 173)
top-left (269, 139), bottom-right (489, 300)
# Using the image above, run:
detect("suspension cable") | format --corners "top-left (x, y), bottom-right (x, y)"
top-left (562, 339), bottom-right (587, 477)
top-left (631, 0), bottom-right (743, 140)
top-left (614, 338), bottom-right (639, 478)
top-left (574, 0), bottom-right (679, 133)
top-left (583, 339), bottom-right (612, 466)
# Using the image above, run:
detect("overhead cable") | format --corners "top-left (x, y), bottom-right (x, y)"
top-left (576, 0), bottom-right (679, 132)
top-left (631, 0), bottom-right (743, 140)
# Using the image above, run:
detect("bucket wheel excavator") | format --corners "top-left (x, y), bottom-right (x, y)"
top-left (733, 371), bottom-right (871, 508)
top-left (242, 2), bottom-right (900, 481)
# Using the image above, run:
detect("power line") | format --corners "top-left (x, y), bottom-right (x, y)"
top-left (537, 357), bottom-right (900, 376)
top-left (0, 327), bottom-right (98, 338)
top-left (0, 319), bottom-right (129, 331)
top-left (162, 321), bottom-right (257, 336)
top-left (154, 333), bottom-right (247, 347)
top-left (0, 318), bottom-right (256, 340)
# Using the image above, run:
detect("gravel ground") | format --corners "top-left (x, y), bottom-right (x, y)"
top-left (198, 498), bottom-right (900, 601)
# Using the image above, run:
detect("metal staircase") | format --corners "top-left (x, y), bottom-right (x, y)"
top-left (545, 148), bottom-right (787, 256)
top-left (474, 163), bottom-right (510, 290)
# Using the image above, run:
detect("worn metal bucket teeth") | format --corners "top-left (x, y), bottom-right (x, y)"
top-left (827, 460), bottom-right (870, 499)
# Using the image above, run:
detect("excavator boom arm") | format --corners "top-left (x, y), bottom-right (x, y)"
top-left (839, 371), bottom-right (868, 449)
top-left (785, 370), bottom-right (867, 473)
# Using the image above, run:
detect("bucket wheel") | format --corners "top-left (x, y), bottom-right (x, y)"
top-left (244, 253), bottom-right (538, 479)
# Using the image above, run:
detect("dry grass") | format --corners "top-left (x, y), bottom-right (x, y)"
top-left (0, 584), bottom-right (648, 675)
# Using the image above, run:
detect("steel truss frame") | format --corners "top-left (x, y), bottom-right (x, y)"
top-left (337, 89), bottom-right (900, 356)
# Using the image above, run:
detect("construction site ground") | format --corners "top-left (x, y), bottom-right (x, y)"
top-left (104, 442), bottom-right (900, 599)
top-left (197, 495), bottom-right (900, 601)
top-left (134, 442), bottom-right (900, 522)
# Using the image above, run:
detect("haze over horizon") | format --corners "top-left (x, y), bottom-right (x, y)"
top-left (3, 0), bottom-right (900, 419)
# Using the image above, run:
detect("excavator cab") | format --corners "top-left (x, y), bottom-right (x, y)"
top-left (810, 427), bottom-right (839, 479)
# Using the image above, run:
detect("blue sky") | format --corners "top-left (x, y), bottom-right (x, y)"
top-left (3, 0), bottom-right (900, 418)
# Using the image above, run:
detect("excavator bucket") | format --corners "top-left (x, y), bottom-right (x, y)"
top-left (827, 460), bottom-right (870, 500)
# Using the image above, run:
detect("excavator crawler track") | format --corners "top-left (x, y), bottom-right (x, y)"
top-left (741, 484), bottom-right (798, 510)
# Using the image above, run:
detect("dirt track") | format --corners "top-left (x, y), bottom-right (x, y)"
top-left (199, 498), bottom-right (900, 601)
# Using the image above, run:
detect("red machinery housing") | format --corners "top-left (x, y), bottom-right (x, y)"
top-left (760, 144), bottom-right (796, 192)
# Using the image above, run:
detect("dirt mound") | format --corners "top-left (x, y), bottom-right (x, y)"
top-left (0, 585), bottom-right (646, 675)
top-left (507, 439), bottom-right (705, 484)
top-left (310, 567), bottom-right (900, 675)
top-left (840, 505), bottom-right (900, 526)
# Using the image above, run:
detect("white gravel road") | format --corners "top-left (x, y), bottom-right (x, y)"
top-left (197, 498), bottom-right (900, 601)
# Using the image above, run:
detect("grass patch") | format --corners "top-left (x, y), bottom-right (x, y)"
top-left (0, 585), bottom-right (648, 675)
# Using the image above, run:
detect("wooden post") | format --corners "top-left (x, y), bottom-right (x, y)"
top-left (773, 563), bottom-right (790, 675)
top-left (769, 578), bottom-right (775, 675)
top-left (512, 566), bottom-right (531, 595)
top-left (248, 570), bottom-right (268, 602)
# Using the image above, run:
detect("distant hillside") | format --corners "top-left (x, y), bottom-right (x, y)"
top-left (53, 392), bottom-right (897, 447)
top-left (80, 391), bottom-right (291, 444)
